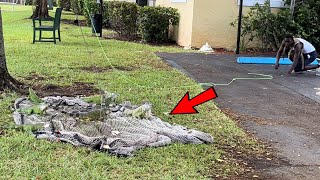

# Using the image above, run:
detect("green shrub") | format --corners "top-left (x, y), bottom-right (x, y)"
top-left (138, 6), bottom-right (179, 43)
top-left (59, 0), bottom-right (72, 11)
top-left (70, 0), bottom-right (83, 15)
top-left (80, 1), bottom-right (180, 43)
top-left (107, 1), bottom-right (139, 40)
top-left (81, 0), bottom-right (109, 27)
top-left (232, 0), bottom-right (320, 52)
top-left (82, 0), bottom-right (99, 24)
top-left (80, 0), bottom-right (110, 27)
top-left (231, 1), bottom-right (298, 51)
top-left (53, 0), bottom-right (58, 6)
top-left (25, 0), bottom-right (33, 5)
top-left (103, 2), bottom-right (109, 27)
top-left (292, 0), bottom-right (320, 51)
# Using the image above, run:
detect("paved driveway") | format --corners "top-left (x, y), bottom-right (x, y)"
top-left (158, 53), bottom-right (320, 180)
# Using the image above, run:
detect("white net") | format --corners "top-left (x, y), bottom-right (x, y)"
top-left (13, 95), bottom-right (213, 156)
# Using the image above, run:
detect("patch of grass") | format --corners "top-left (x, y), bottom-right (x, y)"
top-left (0, 131), bottom-right (225, 179)
top-left (0, 5), bottom-right (265, 179)
top-left (0, 92), bottom-right (17, 129)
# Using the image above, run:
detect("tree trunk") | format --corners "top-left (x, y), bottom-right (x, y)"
top-left (31, 0), bottom-right (49, 18)
top-left (0, 10), bottom-right (24, 92)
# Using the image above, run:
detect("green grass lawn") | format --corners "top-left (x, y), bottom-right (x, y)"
top-left (0, 5), bottom-right (265, 179)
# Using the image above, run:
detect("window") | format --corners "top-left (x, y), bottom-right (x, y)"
top-left (148, 0), bottom-right (156, 6)
top-left (238, 0), bottom-right (286, 8)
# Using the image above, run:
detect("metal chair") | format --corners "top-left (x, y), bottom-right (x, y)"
top-left (32, 8), bottom-right (62, 44)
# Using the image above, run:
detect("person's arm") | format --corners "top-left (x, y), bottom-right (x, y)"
top-left (287, 43), bottom-right (303, 74)
top-left (275, 41), bottom-right (285, 69)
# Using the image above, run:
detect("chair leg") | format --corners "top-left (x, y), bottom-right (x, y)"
top-left (33, 30), bottom-right (36, 44)
top-left (58, 29), bottom-right (61, 42)
top-left (53, 31), bottom-right (56, 44)
top-left (39, 31), bottom-right (42, 41)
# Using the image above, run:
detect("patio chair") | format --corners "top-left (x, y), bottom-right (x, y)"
top-left (32, 8), bottom-right (62, 44)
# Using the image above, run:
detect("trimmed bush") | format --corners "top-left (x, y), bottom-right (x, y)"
top-left (232, 0), bottom-right (320, 52)
top-left (107, 1), bottom-right (139, 40)
top-left (82, 0), bottom-right (99, 24)
top-left (59, 0), bottom-right (72, 11)
top-left (81, 0), bottom-right (109, 27)
top-left (292, 0), bottom-right (320, 51)
top-left (25, 0), bottom-right (33, 5)
top-left (79, 1), bottom-right (180, 42)
top-left (138, 6), bottom-right (179, 43)
top-left (70, 0), bottom-right (83, 15)
top-left (231, 1), bottom-right (299, 51)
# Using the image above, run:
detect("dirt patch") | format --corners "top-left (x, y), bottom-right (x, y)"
top-left (202, 109), bottom-right (289, 179)
top-left (219, 108), bottom-right (290, 179)
top-left (61, 19), bottom-right (87, 27)
top-left (80, 65), bottom-right (135, 73)
top-left (33, 82), bottom-right (100, 97)
top-left (221, 108), bottom-right (282, 126)
top-left (223, 151), bottom-right (286, 180)
top-left (205, 140), bottom-right (287, 180)
top-left (25, 72), bottom-right (49, 81)
top-left (105, 31), bottom-right (139, 42)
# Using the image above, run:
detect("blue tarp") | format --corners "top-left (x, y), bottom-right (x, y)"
top-left (237, 57), bottom-right (318, 65)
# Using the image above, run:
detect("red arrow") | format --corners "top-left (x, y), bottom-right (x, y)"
top-left (170, 87), bottom-right (218, 115)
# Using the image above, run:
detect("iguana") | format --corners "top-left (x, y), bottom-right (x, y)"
top-left (17, 88), bottom-right (47, 115)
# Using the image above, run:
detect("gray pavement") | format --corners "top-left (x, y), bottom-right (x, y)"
top-left (157, 52), bottom-right (320, 180)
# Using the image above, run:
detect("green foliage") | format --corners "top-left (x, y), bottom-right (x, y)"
top-left (107, 1), bottom-right (139, 40)
top-left (231, 1), bottom-right (297, 51)
top-left (70, 0), bottom-right (84, 15)
top-left (78, 1), bottom-right (179, 43)
top-left (82, 0), bottom-right (99, 23)
top-left (138, 6), bottom-right (179, 43)
top-left (293, 0), bottom-right (320, 51)
top-left (102, 2), bottom-right (109, 27)
top-left (232, 0), bottom-right (320, 52)
top-left (25, 0), bottom-right (33, 5)
top-left (59, 0), bottom-right (72, 11)
top-left (81, 0), bottom-right (109, 27)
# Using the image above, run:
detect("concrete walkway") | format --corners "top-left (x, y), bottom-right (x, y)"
top-left (158, 53), bottom-right (320, 180)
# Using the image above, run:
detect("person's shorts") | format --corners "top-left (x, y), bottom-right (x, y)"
top-left (289, 51), bottom-right (318, 72)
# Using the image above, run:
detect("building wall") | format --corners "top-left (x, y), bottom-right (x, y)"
top-left (156, 0), bottom-right (278, 50)
top-left (192, 0), bottom-right (240, 50)
top-left (156, 0), bottom-right (247, 50)
top-left (156, 0), bottom-right (194, 48)
top-left (192, 1), bottom-right (281, 50)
